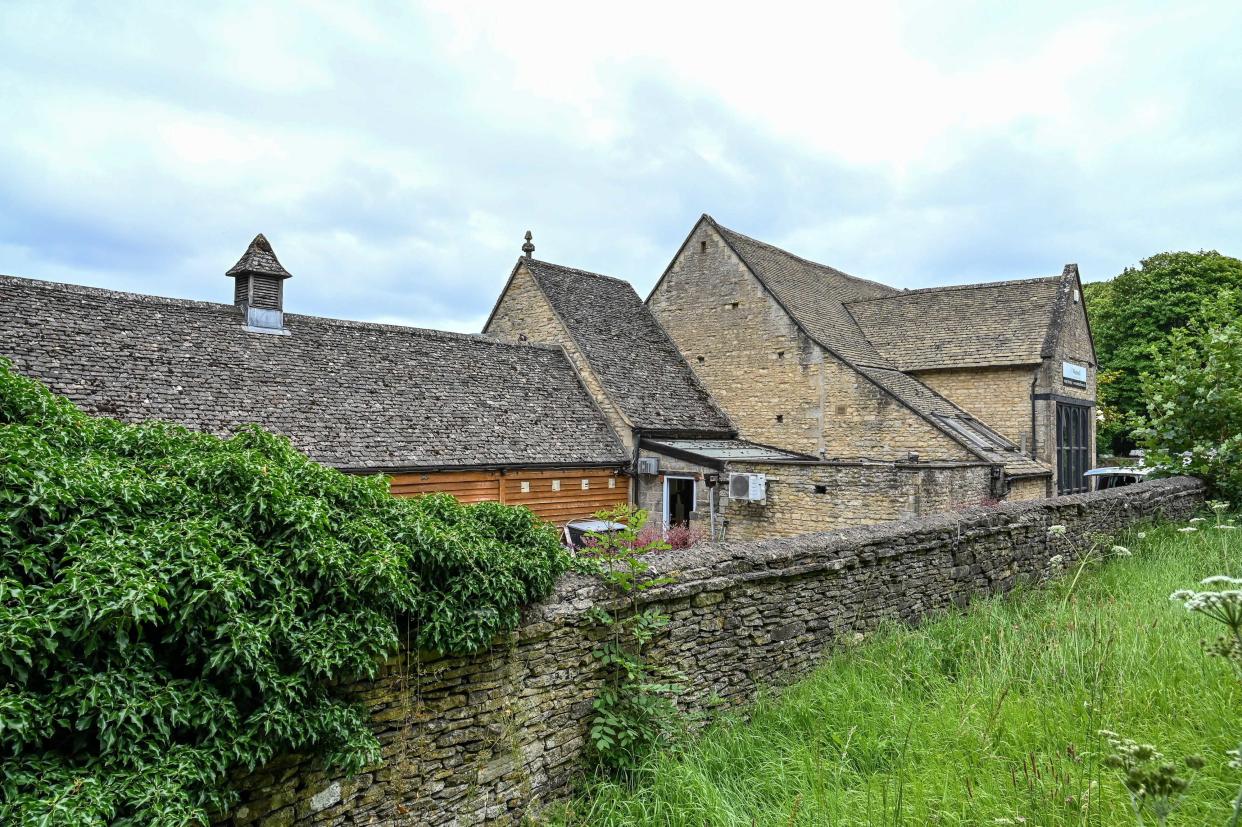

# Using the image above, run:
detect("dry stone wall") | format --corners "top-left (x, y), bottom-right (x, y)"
top-left (223, 477), bottom-right (1203, 826)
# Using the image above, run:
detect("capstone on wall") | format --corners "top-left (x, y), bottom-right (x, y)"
top-left (223, 477), bottom-right (1203, 827)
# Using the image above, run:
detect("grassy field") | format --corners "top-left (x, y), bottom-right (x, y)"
top-left (554, 512), bottom-right (1242, 826)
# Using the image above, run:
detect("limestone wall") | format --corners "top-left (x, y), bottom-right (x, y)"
top-left (1007, 475), bottom-right (1051, 501)
top-left (911, 365), bottom-right (1038, 448)
top-left (720, 460), bottom-right (993, 541)
top-left (223, 477), bottom-right (1203, 826)
top-left (648, 224), bottom-right (825, 454)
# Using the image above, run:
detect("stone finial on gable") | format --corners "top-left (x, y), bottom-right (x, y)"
top-left (522, 230), bottom-right (535, 260)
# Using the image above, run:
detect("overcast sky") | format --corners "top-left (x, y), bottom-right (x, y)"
top-left (2, 1), bottom-right (1240, 331)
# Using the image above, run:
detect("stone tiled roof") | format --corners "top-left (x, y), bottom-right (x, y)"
top-left (695, 216), bottom-right (1055, 478)
top-left (707, 216), bottom-right (900, 367)
top-left (845, 276), bottom-right (1065, 370)
top-left (0, 275), bottom-right (628, 472)
top-left (518, 258), bottom-right (734, 434)
top-left (225, 233), bottom-right (292, 279)
top-left (857, 366), bottom-right (1051, 477)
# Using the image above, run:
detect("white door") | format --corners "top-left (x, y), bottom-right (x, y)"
top-left (663, 476), bottom-right (696, 528)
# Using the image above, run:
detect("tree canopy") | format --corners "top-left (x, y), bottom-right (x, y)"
top-left (1084, 250), bottom-right (1242, 453)
top-left (1139, 297), bottom-right (1242, 502)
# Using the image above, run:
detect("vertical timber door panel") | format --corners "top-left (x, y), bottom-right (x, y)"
top-left (1056, 403), bottom-right (1091, 495)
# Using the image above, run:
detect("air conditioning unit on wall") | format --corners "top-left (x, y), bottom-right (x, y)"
top-left (636, 457), bottom-right (659, 476)
top-left (728, 472), bottom-right (767, 502)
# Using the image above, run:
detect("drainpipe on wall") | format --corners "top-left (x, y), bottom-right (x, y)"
top-left (629, 428), bottom-right (642, 510)
top-left (706, 474), bottom-right (719, 542)
top-left (1029, 371), bottom-right (1040, 460)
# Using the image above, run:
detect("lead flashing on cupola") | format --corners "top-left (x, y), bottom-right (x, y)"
top-left (227, 233), bottom-right (292, 335)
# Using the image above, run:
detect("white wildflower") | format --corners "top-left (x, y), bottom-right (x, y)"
top-left (1111, 545), bottom-right (1132, 556)
top-left (1178, 527), bottom-right (1198, 533)
top-left (1189, 517), bottom-right (1206, 524)
top-left (1200, 576), bottom-right (1242, 586)
top-left (1137, 531), bottom-right (1148, 539)
top-left (1209, 500), bottom-right (1230, 514)
top-left (1182, 453), bottom-right (1193, 467)
top-left (1049, 554), bottom-right (1066, 568)
top-left (1047, 524), bottom-right (1067, 537)
top-left (1228, 748), bottom-right (1242, 771)
top-left (1216, 524), bottom-right (1237, 531)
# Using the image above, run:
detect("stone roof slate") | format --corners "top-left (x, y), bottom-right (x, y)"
top-left (845, 276), bottom-right (1064, 371)
top-left (0, 275), bottom-right (628, 471)
top-left (693, 216), bottom-right (1055, 478)
top-left (226, 233), bottom-right (292, 280)
top-left (519, 258), bottom-right (734, 434)
top-left (707, 217), bottom-right (900, 367)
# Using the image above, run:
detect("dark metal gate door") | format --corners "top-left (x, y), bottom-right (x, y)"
top-left (1056, 402), bottom-right (1091, 494)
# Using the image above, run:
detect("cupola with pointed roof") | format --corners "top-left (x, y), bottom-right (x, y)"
top-left (226, 233), bottom-right (291, 333)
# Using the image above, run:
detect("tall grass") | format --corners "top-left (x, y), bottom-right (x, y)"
top-left (555, 516), bottom-right (1242, 826)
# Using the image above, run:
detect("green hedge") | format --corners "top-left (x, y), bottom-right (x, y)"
top-left (0, 361), bottom-right (570, 825)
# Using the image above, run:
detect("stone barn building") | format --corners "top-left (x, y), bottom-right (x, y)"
top-left (483, 223), bottom-right (1089, 541)
top-left (648, 215), bottom-right (1096, 500)
top-left (0, 235), bottom-right (630, 524)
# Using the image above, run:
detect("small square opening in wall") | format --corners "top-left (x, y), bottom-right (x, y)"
top-left (608, 477), bottom-right (616, 489)
top-left (520, 481), bottom-right (530, 493)
top-left (730, 301), bottom-right (739, 309)
top-left (551, 479), bottom-right (560, 492)
top-left (777, 351), bottom-right (785, 359)
top-left (581, 479), bottom-right (589, 490)
top-left (700, 240), bottom-right (707, 253)
top-left (835, 405), bottom-right (848, 416)
top-left (697, 355), bottom-right (705, 363)
top-left (814, 484), bottom-right (829, 495)
top-left (775, 414), bottom-right (784, 423)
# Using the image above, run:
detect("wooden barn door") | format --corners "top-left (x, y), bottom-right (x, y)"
top-left (1056, 402), bottom-right (1091, 495)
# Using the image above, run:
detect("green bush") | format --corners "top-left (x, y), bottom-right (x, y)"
top-left (0, 360), bottom-right (569, 825)
top-left (1139, 298), bottom-right (1242, 503)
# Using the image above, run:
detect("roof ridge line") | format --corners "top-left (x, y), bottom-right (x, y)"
top-left (706, 217), bottom-right (900, 294)
top-left (846, 274), bottom-right (1063, 304)
top-left (524, 257), bottom-right (635, 287)
top-left (0, 274), bottom-right (566, 352)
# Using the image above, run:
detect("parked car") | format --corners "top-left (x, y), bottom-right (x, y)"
top-left (1085, 466), bottom-right (1153, 491)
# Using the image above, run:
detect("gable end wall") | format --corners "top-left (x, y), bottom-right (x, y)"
top-left (1036, 286), bottom-right (1097, 482)
top-left (648, 223), bottom-right (975, 463)
top-left (485, 265), bottom-right (635, 452)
